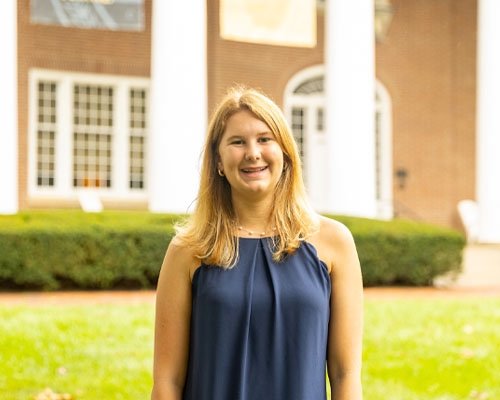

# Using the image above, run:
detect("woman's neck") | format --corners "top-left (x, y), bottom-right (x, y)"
top-left (232, 195), bottom-right (273, 230)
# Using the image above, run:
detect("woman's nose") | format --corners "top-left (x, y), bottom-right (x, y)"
top-left (245, 142), bottom-right (261, 161)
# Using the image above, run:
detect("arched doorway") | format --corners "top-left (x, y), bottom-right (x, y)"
top-left (284, 65), bottom-right (393, 218)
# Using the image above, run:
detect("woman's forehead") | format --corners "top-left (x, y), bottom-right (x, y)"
top-left (222, 110), bottom-right (271, 135)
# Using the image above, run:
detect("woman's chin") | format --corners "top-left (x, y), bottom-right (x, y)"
top-left (236, 183), bottom-right (272, 197)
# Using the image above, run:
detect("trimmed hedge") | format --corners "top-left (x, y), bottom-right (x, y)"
top-left (0, 211), bottom-right (465, 290)
top-left (333, 215), bottom-right (466, 286)
top-left (0, 211), bottom-right (176, 290)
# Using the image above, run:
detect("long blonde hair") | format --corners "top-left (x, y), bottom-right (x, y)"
top-left (176, 85), bottom-right (318, 268)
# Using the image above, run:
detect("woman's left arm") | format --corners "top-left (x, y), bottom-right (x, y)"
top-left (324, 219), bottom-right (364, 400)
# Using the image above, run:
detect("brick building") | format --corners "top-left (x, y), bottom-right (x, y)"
top-left (1, 0), bottom-right (499, 242)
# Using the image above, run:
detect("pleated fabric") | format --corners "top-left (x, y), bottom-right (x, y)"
top-left (183, 237), bottom-right (331, 400)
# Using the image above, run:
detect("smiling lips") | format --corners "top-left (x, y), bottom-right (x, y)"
top-left (241, 166), bottom-right (268, 176)
top-left (241, 165), bottom-right (268, 179)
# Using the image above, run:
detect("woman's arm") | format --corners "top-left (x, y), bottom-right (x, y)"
top-left (321, 218), bottom-right (364, 400)
top-left (151, 239), bottom-right (196, 400)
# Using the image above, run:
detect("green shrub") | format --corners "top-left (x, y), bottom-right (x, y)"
top-left (0, 211), bottom-right (465, 290)
top-left (333, 215), bottom-right (466, 286)
top-left (0, 211), bottom-right (177, 290)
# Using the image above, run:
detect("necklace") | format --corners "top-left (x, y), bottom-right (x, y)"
top-left (237, 225), bottom-right (276, 237)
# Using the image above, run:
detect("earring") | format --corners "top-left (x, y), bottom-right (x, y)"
top-left (217, 169), bottom-right (225, 177)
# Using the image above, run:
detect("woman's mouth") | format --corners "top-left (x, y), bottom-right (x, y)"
top-left (241, 166), bottom-right (268, 173)
top-left (240, 166), bottom-right (269, 178)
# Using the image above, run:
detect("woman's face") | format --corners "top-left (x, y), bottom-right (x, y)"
top-left (217, 110), bottom-right (284, 201)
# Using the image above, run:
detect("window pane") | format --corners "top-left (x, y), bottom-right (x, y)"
top-left (293, 76), bottom-right (323, 95)
top-left (72, 84), bottom-right (114, 188)
top-left (316, 107), bottom-right (324, 132)
top-left (291, 107), bottom-right (305, 160)
top-left (36, 81), bottom-right (57, 187)
top-left (129, 88), bottom-right (147, 190)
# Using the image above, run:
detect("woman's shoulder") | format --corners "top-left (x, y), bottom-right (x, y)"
top-left (318, 215), bottom-right (354, 242)
top-left (307, 215), bottom-right (356, 273)
top-left (164, 235), bottom-right (202, 281)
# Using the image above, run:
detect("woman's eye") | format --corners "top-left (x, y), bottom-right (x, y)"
top-left (259, 137), bottom-right (272, 143)
top-left (231, 139), bottom-right (244, 145)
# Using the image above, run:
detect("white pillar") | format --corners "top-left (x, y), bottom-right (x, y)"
top-left (0, 1), bottom-right (18, 214)
top-left (476, 0), bottom-right (500, 243)
top-left (324, 0), bottom-right (377, 217)
top-left (149, 0), bottom-right (207, 213)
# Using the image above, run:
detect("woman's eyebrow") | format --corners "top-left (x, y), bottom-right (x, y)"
top-left (224, 131), bottom-right (271, 141)
top-left (224, 135), bottom-right (243, 142)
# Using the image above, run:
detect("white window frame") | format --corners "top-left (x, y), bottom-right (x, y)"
top-left (284, 66), bottom-right (326, 160)
top-left (284, 65), bottom-right (328, 211)
top-left (28, 69), bottom-right (150, 203)
top-left (284, 65), bottom-right (393, 219)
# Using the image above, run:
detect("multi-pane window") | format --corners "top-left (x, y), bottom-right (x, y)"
top-left (291, 107), bottom-right (306, 159)
top-left (316, 108), bottom-right (324, 132)
top-left (36, 81), bottom-right (57, 187)
top-left (129, 88), bottom-right (147, 189)
top-left (72, 84), bottom-right (113, 188)
top-left (30, 72), bottom-right (149, 198)
top-left (293, 76), bottom-right (323, 95)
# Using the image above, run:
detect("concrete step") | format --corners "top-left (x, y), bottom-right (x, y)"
top-left (435, 244), bottom-right (500, 289)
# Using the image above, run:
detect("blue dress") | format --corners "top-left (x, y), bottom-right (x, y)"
top-left (183, 237), bottom-right (331, 400)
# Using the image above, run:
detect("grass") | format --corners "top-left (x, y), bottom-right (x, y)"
top-left (1, 298), bottom-right (499, 400)
top-left (363, 299), bottom-right (500, 400)
top-left (0, 304), bottom-right (154, 400)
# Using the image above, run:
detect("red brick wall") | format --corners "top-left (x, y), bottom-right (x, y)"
top-left (18, 0), bottom-right (477, 230)
top-left (207, 0), bottom-right (324, 111)
top-left (377, 0), bottom-right (477, 228)
top-left (17, 0), bottom-right (152, 208)
top-left (209, 0), bottom-right (476, 230)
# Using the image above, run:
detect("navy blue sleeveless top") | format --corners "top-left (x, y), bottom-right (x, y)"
top-left (183, 237), bottom-right (331, 400)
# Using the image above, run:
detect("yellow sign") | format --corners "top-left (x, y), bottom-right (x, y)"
top-left (220, 0), bottom-right (317, 48)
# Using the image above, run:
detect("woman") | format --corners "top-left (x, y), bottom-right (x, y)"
top-left (151, 86), bottom-right (363, 400)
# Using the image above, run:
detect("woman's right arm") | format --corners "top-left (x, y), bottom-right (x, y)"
top-left (151, 240), bottom-right (196, 400)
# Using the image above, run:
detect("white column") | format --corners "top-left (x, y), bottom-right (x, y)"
top-left (324, 0), bottom-right (377, 217)
top-left (476, 0), bottom-right (500, 243)
top-left (149, 1), bottom-right (207, 213)
top-left (57, 76), bottom-right (72, 193)
top-left (0, 1), bottom-right (18, 214)
top-left (113, 83), bottom-right (129, 195)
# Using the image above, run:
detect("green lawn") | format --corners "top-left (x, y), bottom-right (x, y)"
top-left (0, 304), bottom-right (154, 400)
top-left (363, 299), bottom-right (500, 400)
top-left (1, 298), bottom-right (498, 400)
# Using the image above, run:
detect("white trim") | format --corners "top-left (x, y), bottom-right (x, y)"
top-left (0, 0), bottom-right (18, 214)
top-left (58, 77), bottom-right (73, 193)
top-left (476, 0), bottom-right (500, 243)
top-left (28, 69), bottom-right (150, 204)
top-left (284, 65), bottom-right (327, 210)
top-left (284, 64), bottom-right (324, 102)
top-left (29, 68), bottom-right (150, 86)
top-left (284, 65), bottom-right (393, 219)
top-left (113, 83), bottom-right (129, 195)
top-left (375, 80), bottom-right (393, 219)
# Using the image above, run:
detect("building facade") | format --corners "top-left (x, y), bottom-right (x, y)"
top-left (2, 0), bottom-right (500, 242)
